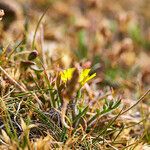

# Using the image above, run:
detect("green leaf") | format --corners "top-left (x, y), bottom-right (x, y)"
top-left (73, 106), bottom-right (89, 124)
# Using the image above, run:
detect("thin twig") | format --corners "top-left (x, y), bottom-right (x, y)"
top-left (120, 89), bottom-right (150, 116)
top-left (0, 66), bottom-right (26, 92)
top-left (0, 66), bottom-right (42, 107)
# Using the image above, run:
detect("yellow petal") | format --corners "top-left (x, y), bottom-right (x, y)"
top-left (60, 68), bottom-right (75, 83)
top-left (79, 69), bottom-right (96, 86)
top-left (79, 69), bottom-right (90, 83)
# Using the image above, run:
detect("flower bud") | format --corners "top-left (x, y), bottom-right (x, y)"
top-left (28, 50), bottom-right (38, 60)
top-left (0, 9), bottom-right (4, 20)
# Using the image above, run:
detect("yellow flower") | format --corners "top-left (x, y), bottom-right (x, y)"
top-left (60, 68), bottom-right (75, 83)
top-left (79, 69), bottom-right (96, 86)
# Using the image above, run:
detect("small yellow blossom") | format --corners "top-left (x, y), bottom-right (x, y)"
top-left (79, 69), bottom-right (96, 86)
top-left (60, 68), bottom-right (75, 83)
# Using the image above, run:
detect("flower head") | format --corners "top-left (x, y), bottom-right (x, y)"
top-left (79, 69), bottom-right (96, 86)
top-left (60, 68), bottom-right (75, 83)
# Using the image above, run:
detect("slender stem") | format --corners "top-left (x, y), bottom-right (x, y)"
top-left (120, 89), bottom-right (150, 116)
top-left (32, 6), bottom-right (49, 49)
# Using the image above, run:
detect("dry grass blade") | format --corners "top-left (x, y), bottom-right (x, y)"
top-left (0, 66), bottom-right (42, 107)
top-left (0, 66), bottom-right (26, 92)
top-left (120, 89), bottom-right (150, 115)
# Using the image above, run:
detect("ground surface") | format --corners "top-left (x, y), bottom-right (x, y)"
top-left (0, 0), bottom-right (150, 149)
